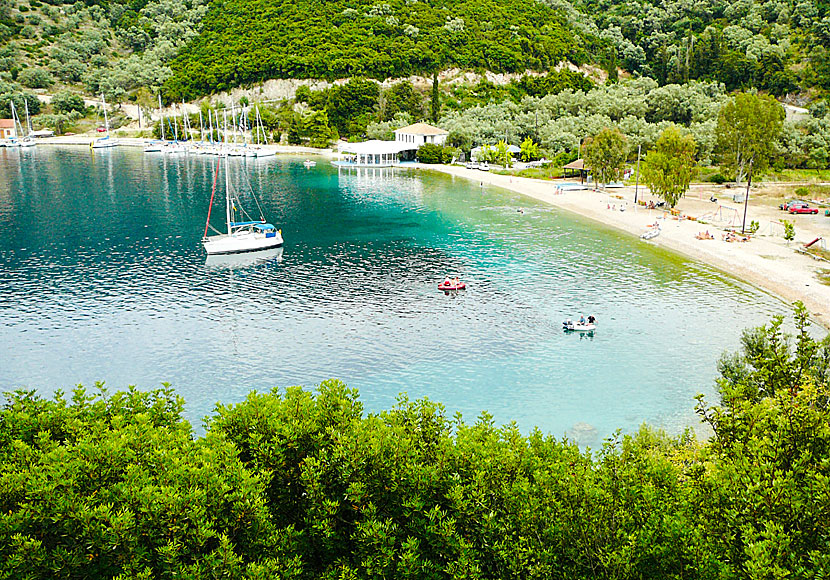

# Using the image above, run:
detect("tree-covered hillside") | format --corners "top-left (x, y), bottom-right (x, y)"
top-left (569, 0), bottom-right (830, 95)
top-left (163, 0), bottom-right (591, 101)
top-left (5, 0), bottom-right (830, 105)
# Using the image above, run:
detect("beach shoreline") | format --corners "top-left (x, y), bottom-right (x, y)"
top-left (424, 164), bottom-right (830, 328)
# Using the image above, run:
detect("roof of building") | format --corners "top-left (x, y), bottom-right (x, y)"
top-left (0, 119), bottom-right (15, 128)
top-left (394, 123), bottom-right (449, 136)
top-left (563, 159), bottom-right (586, 170)
top-left (338, 140), bottom-right (417, 154)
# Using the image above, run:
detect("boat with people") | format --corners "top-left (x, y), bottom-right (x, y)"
top-left (303, 159), bottom-right (316, 168)
top-left (563, 315), bottom-right (596, 332)
top-left (438, 277), bottom-right (466, 291)
top-left (202, 154), bottom-right (284, 255)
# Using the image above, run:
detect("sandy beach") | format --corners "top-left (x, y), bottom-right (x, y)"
top-left (426, 165), bottom-right (830, 328)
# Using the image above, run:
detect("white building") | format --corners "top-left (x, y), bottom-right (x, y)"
top-left (336, 139), bottom-right (416, 167)
top-left (394, 123), bottom-right (449, 147)
top-left (334, 123), bottom-right (450, 167)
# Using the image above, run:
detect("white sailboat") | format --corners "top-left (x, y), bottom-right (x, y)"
top-left (246, 105), bottom-right (275, 158)
top-left (202, 155), bottom-right (284, 255)
top-left (4, 101), bottom-right (22, 147)
top-left (144, 95), bottom-right (164, 152)
top-left (18, 100), bottom-right (36, 147)
top-left (92, 93), bottom-right (119, 148)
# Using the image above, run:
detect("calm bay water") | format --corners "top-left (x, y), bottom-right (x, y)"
top-left (0, 147), bottom-right (787, 443)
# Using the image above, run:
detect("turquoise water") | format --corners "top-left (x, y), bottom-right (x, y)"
top-left (0, 147), bottom-right (787, 444)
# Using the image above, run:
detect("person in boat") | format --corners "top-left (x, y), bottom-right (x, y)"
top-left (443, 276), bottom-right (451, 286)
top-left (587, 315), bottom-right (596, 324)
top-left (579, 315), bottom-right (586, 325)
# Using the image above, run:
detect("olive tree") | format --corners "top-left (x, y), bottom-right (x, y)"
top-left (583, 127), bottom-right (628, 188)
top-left (716, 92), bottom-right (784, 231)
top-left (641, 126), bottom-right (697, 207)
top-left (716, 92), bottom-right (784, 184)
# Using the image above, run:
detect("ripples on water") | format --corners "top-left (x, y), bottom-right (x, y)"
top-left (0, 148), bottom-right (789, 443)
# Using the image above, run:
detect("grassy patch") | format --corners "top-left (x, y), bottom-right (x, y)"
top-left (806, 246), bottom-right (830, 261)
top-left (816, 269), bottom-right (830, 285)
top-left (493, 166), bottom-right (565, 179)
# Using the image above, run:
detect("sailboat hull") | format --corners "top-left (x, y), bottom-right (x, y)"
top-left (202, 230), bottom-right (284, 255)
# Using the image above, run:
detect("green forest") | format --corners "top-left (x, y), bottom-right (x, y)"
top-left (1, 305), bottom-right (829, 578)
top-left (6, 0), bottom-right (830, 102)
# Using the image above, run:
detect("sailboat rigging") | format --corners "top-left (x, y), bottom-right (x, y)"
top-left (202, 154), bottom-right (283, 255)
top-left (92, 93), bottom-right (118, 148)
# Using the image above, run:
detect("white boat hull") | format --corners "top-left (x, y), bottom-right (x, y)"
top-left (563, 322), bottom-right (596, 331)
top-left (203, 230), bottom-right (284, 255)
top-left (92, 139), bottom-right (119, 149)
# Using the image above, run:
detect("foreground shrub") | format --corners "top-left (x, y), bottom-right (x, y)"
top-left (1, 305), bottom-right (828, 578)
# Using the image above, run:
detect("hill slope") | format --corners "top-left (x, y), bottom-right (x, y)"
top-left (163, 0), bottom-right (593, 100)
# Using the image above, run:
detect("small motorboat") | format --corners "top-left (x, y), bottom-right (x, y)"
top-left (438, 279), bottom-right (466, 291)
top-left (303, 159), bottom-right (316, 168)
top-left (563, 320), bottom-right (596, 332)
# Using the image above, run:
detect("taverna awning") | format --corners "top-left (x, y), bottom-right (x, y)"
top-left (338, 140), bottom-right (417, 154)
top-left (563, 159), bottom-right (586, 170)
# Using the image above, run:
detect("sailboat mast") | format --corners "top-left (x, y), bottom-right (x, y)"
top-left (24, 99), bottom-right (31, 136)
top-left (101, 94), bottom-right (110, 135)
top-left (158, 95), bottom-right (165, 141)
top-left (224, 154), bottom-right (232, 235)
top-left (199, 110), bottom-right (205, 143)
top-left (208, 110), bottom-right (214, 144)
top-left (10, 101), bottom-right (19, 138)
top-left (231, 103), bottom-right (238, 145)
top-left (173, 105), bottom-right (179, 141)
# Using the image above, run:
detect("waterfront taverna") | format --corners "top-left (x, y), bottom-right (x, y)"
top-left (335, 123), bottom-right (449, 167)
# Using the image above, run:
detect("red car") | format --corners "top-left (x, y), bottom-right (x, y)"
top-left (789, 203), bottom-right (819, 214)
top-left (96, 126), bottom-right (107, 133)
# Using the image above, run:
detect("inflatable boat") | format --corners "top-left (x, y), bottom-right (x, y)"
top-left (438, 281), bottom-right (466, 291)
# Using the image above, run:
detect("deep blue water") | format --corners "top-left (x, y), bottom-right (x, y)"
top-left (0, 146), bottom-right (788, 444)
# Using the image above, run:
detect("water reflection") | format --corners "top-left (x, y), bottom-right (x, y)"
top-left (204, 247), bottom-right (284, 269)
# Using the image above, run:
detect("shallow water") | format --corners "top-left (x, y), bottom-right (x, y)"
top-left (0, 147), bottom-right (788, 444)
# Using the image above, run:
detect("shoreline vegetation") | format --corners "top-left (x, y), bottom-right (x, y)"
top-left (1, 305), bottom-right (828, 578)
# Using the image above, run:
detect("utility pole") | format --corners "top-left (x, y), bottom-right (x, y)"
top-left (741, 159), bottom-right (753, 234)
top-left (634, 144), bottom-right (641, 204)
top-left (535, 110), bottom-right (538, 143)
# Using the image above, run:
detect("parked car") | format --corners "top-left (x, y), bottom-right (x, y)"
top-left (779, 199), bottom-right (806, 210)
top-left (789, 202), bottom-right (819, 214)
top-left (96, 126), bottom-right (107, 133)
top-left (479, 162), bottom-right (490, 171)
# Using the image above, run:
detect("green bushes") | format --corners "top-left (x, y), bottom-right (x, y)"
top-left (50, 90), bottom-right (85, 114)
top-left (416, 143), bottom-right (457, 164)
top-left (1, 306), bottom-right (829, 578)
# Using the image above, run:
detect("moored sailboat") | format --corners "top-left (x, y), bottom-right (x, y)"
top-left (202, 155), bottom-right (284, 255)
top-left (92, 94), bottom-right (119, 149)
